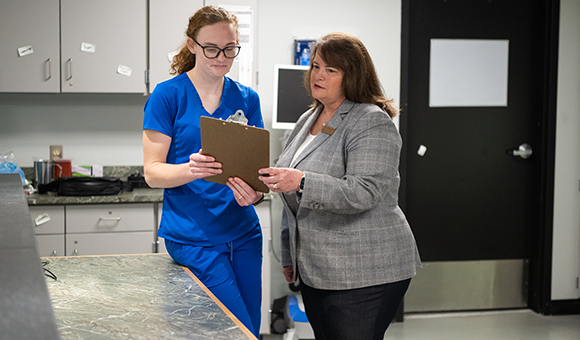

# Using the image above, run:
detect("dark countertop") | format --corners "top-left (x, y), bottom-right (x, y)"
top-left (23, 164), bottom-right (272, 206)
top-left (0, 173), bottom-right (60, 340)
top-left (27, 188), bottom-right (273, 206)
top-left (27, 188), bottom-right (164, 205)
top-left (43, 254), bottom-right (255, 340)
top-left (24, 165), bottom-right (164, 205)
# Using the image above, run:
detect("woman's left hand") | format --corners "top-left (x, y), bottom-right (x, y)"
top-left (227, 177), bottom-right (263, 206)
top-left (258, 167), bottom-right (304, 193)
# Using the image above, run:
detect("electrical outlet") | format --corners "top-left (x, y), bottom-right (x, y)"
top-left (50, 145), bottom-right (63, 160)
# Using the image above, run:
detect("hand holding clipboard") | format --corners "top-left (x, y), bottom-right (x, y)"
top-left (200, 116), bottom-right (270, 193)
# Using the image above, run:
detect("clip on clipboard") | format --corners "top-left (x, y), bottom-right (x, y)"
top-left (200, 116), bottom-right (270, 192)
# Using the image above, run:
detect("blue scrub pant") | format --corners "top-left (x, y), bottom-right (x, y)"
top-left (165, 227), bottom-right (263, 337)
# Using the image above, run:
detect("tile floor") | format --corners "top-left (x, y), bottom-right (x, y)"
top-left (261, 309), bottom-right (580, 340)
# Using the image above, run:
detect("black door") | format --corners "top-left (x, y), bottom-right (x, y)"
top-left (400, 0), bottom-right (558, 312)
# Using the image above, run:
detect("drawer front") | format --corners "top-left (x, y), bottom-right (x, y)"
top-left (66, 231), bottom-right (154, 256)
top-left (36, 234), bottom-right (65, 257)
top-left (67, 203), bottom-right (154, 233)
top-left (29, 205), bottom-right (65, 234)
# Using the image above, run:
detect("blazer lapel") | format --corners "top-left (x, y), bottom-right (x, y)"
top-left (290, 100), bottom-right (355, 168)
top-left (277, 107), bottom-right (321, 168)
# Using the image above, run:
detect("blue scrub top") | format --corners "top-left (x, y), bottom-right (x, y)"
top-left (143, 73), bottom-right (263, 245)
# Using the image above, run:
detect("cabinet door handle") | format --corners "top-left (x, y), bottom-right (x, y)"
top-left (67, 58), bottom-right (73, 80)
top-left (46, 58), bottom-right (52, 80)
top-left (99, 217), bottom-right (121, 221)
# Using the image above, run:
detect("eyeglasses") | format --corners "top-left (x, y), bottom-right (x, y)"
top-left (192, 39), bottom-right (241, 59)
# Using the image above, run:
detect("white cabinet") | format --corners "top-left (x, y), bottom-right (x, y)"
top-left (255, 201), bottom-right (272, 335)
top-left (148, 0), bottom-right (203, 93)
top-left (66, 204), bottom-right (154, 233)
top-left (60, 0), bottom-right (147, 93)
top-left (30, 206), bottom-right (66, 257)
top-left (66, 232), bottom-right (154, 256)
top-left (0, 0), bottom-right (60, 92)
top-left (66, 204), bottom-right (155, 256)
top-left (0, 0), bottom-right (147, 93)
top-left (30, 203), bottom-right (156, 257)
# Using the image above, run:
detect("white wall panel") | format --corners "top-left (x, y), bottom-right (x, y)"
top-left (552, 0), bottom-right (580, 300)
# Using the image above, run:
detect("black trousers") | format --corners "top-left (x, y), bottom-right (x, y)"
top-left (300, 278), bottom-right (411, 340)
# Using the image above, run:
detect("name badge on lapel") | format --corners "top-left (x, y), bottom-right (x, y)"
top-left (321, 125), bottom-right (335, 135)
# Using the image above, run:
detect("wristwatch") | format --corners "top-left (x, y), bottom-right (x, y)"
top-left (298, 175), bottom-right (305, 193)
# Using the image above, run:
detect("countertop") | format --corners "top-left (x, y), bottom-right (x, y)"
top-left (24, 165), bottom-right (164, 205)
top-left (27, 188), bottom-right (164, 205)
top-left (26, 188), bottom-right (273, 206)
top-left (43, 253), bottom-right (255, 340)
top-left (23, 163), bottom-right (272, 206)
top-left (0, 173), bottom-right (60, 340)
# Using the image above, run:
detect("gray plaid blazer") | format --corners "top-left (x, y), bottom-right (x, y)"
top-left (277, 99), bottom-right (421, 290)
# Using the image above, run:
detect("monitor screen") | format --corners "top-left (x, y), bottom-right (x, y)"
top-left (272, 65), bottom-right (312, 130)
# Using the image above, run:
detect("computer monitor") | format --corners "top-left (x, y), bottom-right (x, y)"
top-left (272, 64), bottom-right (312, 130)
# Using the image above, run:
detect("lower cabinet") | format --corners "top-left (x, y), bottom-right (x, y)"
top-left (29, 203), bottom-right (156, 257)
top-left (35, 234), bottom-right (66, 257)
top-left (30, 205), bottom-right (66, 257)
top-left (66, 232), bottom-right (155, 256)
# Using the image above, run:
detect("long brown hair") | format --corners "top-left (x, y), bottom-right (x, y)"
top-left (304, 32), bottom-right (398, 118)
top-left (170, 6), bottom-right (239, 75)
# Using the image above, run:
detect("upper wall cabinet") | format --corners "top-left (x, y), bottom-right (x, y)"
top-left (60, 0), bottom-right (147, 93)
top-left (0, 0), bottom-right (61, 92)
top-left (148, 0), bottom-right (203, 93)
top-left (0, 0), bottom-right (147, 93)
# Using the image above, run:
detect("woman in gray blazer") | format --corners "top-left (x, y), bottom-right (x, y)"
top-left (258, 32), bottom-right (421, 340)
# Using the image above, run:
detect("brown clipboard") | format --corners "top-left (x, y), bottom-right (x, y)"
top-left (200, 116), bottom-right (270, 193)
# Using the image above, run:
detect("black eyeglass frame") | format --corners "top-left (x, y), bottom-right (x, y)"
top-left (192, 39), bottom-right (241, 59)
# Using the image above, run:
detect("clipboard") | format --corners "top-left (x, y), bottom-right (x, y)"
top-left (200, 116), bottom-right (270, 192)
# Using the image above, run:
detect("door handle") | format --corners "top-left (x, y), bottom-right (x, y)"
top-left (45, 58), bottom-right (52, 80)
top-left (99, 217), bottom-right (121, 221)
top-left (509, 143), bottom-right (533, 159)
top-left (67, 58), bottom-right (73, 80)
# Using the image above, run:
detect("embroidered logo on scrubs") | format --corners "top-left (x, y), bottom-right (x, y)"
top-left (227, 110), bottom-right (248, 125)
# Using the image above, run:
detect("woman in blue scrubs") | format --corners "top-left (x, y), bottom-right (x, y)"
top-left (142, 6), bottom-right (265, 337)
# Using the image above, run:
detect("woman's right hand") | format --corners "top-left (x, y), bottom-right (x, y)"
top-left (189, 150), bottom-right (223, 180)
top-left (282, 266), bottom-right (295, 283)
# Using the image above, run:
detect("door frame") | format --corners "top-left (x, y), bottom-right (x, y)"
top-left (399, 0), bottom-right (561, 315)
